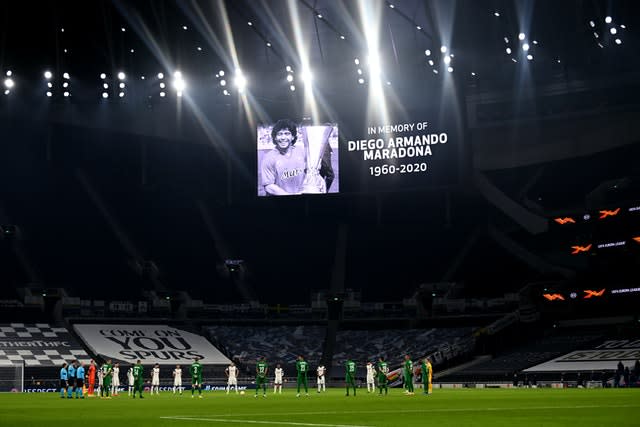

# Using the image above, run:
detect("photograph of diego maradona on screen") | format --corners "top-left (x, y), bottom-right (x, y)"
top-left (257, 119), bottom-right (339, 197)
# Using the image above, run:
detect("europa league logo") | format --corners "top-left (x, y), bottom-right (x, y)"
top-left (300, 125), bottom-right (333, 194)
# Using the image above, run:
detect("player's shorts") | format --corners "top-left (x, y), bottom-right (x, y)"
top-left (192, 378), bottom-right (202, 386)
top-left (317, 376), bottom-right (325, 385)
top-left (227, 378), bottom-right (238, 386)
top-left (174, 379), bottom-right (182, 386)
top-left (76, 379), bottom-right (84, 388)
top-left (274, 380), bottom-right (283, 385)
top-left (68, 377), bottom-right (76, 387)
top-left (112, 378), bottom-right (120, 387)
top-left (367, 376), bottom-right (375, 384)
top-left (60, 380), bottom-right (68, 389)
top-left (151, 380), bottom-right (160, 386)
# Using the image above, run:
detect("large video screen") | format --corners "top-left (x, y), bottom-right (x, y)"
top-left (256, 114), bottom-right (459, 196)
top-left (257, 120), bottom-right (339, 196)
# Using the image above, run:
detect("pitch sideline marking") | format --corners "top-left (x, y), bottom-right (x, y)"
top-left (162, 404), bottom-right (640, 420)
top-left (161, 416), bottom-right (375, 427)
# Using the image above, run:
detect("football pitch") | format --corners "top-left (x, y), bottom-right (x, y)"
top-left (0, 388), bottom-right (638, 427)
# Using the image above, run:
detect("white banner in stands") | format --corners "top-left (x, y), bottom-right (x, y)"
top-left (74, 324), bottom-right (230, 365)
top-left (524, 339), bottom-right (640, 372)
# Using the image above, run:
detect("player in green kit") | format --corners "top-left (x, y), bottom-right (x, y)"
top-left (403, 354), bottom-right (414, 395)
top-left (345, 358), bottom-right (356, 396)
top-left (295, 355), bottom-right (309, 397)
top-left (377, 356), bottom-right (389, 395)
top-left (101, 359), bottom-right (113, 398)
top-left (190, 357), bottom-right (203, 398)
top-left (132, 360), bottom-right (144, 399)
top-left (255, 356), bottom-right (268, 397)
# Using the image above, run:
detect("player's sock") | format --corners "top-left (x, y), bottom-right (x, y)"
top-left (60, 388), bottom-right (65, 398)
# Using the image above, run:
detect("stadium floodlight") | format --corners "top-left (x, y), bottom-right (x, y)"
top-left (46, 91), bottom-right (52, 97)
top-left (527, 54), bottom-right (533, 61)
top-left (358, 78), bottom-right (365, 84)
top-left (100, 73), bottom-right (106, 79)
top-left (63, 72), bottom-right (70, 79)
top-left (425, 49), bottom-right (431, 56)
top-left (157, 72), bottom-right (164, 79)
top-left (447, 66), bottom-right (453, 73)
top-left (173, 76), bottom-right (186, 92)
top-left (62, 82), bottom-right (69, 88)
top-left (44, 71), bottom-right (52, 79)
top-left (266, 42), bottom-right (271, 47)
top-left (506, 48), bottom-right (512, 54)
top-left (432, 69), bottom-right (439, 74)
top-left (589, 20), bottom-right (595, 27)
top-left (4, 78), bottom-right (14, 89)
top-left (289, 85), bottom-right (296, 91)
top-left (340, 35), bottom-right (345, 40)
top-left (196, 46), bottom-right (202, 51)
top-left (48, 82), bottom-right (53, 88)
top-left (605, 16), bottom-right (612, 24)
top-left (159, 91), bottom-right (166, 97)
top-left (615, 38), bottom-right (622, 45)
top-left (223, 89), bottom-right (230, 96)
top-left (63, 91), bottom-right (69, 97)
top-left (357, 69), bottom-right (363, 75)
top-left (130, 49), bottom-right (135, 53)
top-left (121, 27), bottom-right (126, 32)
top-left (117, 72), bottom-right (125, 80)
top-left (494, 12), bottom-right (500, 17)
top-left (354, 58), bottom-right (360, 65)
top-left (182, 25), bottom-right (188, 30)
top-left (219, 70), bottom-right (225, 77)
top-left (119, 82), bottom-right (125, 89)
top-left (518, 33), bottom-right (525, 40)
top-left (522, 43), bottom-right (530, 51)
top-left (301, 68), bottom-right (313, 85)
top-left (610, 27), bottom-right (617, 35)
top-left (103, 83), bottom-right (108, 89)
top-left (416, 25), bottom-right (422, 30)
top-left (102, 92), bottom-right (108, 98)
top-left (428, 60), bottom-right (434, 66)
top-left (5, 70), bottom-right (12, 77)
top-left (159, 82), bottom-right (166, 89)
top-left (286, 75), bottom-right (293, 82)
top-left (285, 66), bottom-right (292, 73)
top-left (444, 55), bottom-right (452, 65)
top-left (234, 71), bottom-right (247, 92)
top-left (220, 79), bottom-right (227, 86)
top-left (247, 21), bottom-right (252, 26)
top-left (440, 45), bottom-right (447, 53)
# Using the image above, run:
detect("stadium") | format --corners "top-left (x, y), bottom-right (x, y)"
top-left (0, 0), bottom-right (638, 426)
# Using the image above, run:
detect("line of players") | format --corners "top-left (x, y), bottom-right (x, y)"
top-left (59, 358), bottom-right (206, 399)
top-left (251, 354), bottom-right (433, 397)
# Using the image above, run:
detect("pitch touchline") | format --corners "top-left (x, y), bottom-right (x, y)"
top-left (163, 404), bottom-right (640, 419)
top-left (160, 417), bottom-right (374, 427)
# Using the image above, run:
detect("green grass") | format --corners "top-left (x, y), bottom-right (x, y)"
top-left (0, 388), bottom-right (638, 427)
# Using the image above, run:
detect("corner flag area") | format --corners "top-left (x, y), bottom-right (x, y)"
top-left (0, 388), bottom-right (637, 427)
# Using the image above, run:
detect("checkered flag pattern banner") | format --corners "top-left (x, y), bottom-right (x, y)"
top-left (0, 324), bottom-right (89, 366)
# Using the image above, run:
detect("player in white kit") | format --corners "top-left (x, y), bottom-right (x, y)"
top-left (316, 364), bottom-right (326, 393)
top-left (97, 365), bottom-right (104, 396)
top-left (127, 365), bottom-right (134, 396)
top-left (274, 364), bottom-right (284, 394)
top-left (366, 361), bottom-right (376, 393)
top-left (151, 364), bottom-right (160, 395)
top-left (111, 363), bottom-right (120, 396)
top-left (225, 362), bottom-right (239, 394)
top-left (173, 364), bottom-right (183, 395)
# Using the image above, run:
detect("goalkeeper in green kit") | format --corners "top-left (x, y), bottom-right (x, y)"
top-left (295, 355), bottom-right (309, 397)
top-left (255, 356), bottom-right (268, 397)
top-left (132, 359), bottom-right (144, 399)
top-left (345, 358), bottom-right (357, 396)
top-left (190, 357), bottom-right (203, 398)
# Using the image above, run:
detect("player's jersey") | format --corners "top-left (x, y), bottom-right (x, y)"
top-left (261, 146), bottom-right (306, 194)
top-left (88, 365), bottom-right (96, 382)
top-left (345, 360), bottom-right (356, 376)
top-left (189, 362), bottom-right (202, 380)
top-left (404, 360), bottom-right (413, 376)
top-left (274, 367), bottom-right (284, 383)
top-left (296, 360), bottom-right (309, 376)
top-left (377, 361), bottom-right (389, 375)
top-left (226, 365), bottom-right (238, 380)
top-left (366, 363), bottom-right (375, 380)
top-left (60, 367), bottom-right (68, 380)
top-left (173, 368), bottom-right (182, 378)
top-left (317, 366), bottom-right (325, 377)
top-left (113, 366), bottom-right (120, 381)
top-left (76, 366), bottom-right (85, 380)
top-left (256, 361), bottom-right (268, 378)
top-left (67, 364), bottom-right (76, 379)
top-left (102, 363), bottom-right (113, 379)
top-left (132, 364), bottom-right (144, 380)
top-left (152, 367), bottom-right (160, 381)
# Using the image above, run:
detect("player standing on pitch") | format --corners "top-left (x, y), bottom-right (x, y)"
top-left (101, 359), bottom-right (113, 398)
top-left (403, 355), bottom-right (414, 395)
top-left (190, 357), bottom-right (203, 398)
top-left (127, 365), bottom-right (134, 396)
top-left (345, 358), bottom-right (357, 396)
top-left (255, 356), bottom-right (268, 398)
top-left (296, 355), bottom-right (309, 397)
top-left (112, 362), bottom-right (120, 396)
top-left (87, 360), bottom-right (96, 397)
top-left (67, 359), bottom-right (76, 398)
top-left (226, 362), bottom-right (239, 394)
top-left (274, 364), bottom-right (284, 394)
top-left (151, 363), bottom-right (160, 395)
top-left (421, 358), bottom-right (433, 395)
top-left (316, 364), bottom-right (326, 393)
top-left (377, 356), bottom-right (389, 395)
top-left (173, 364), bottom-right (183, 395)
top-left (366, 361), bottom-right (376, 393)
top-left (132, 359), bottom-right (144, 399)
top-left (59, 362), bottom-right (68, 399)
